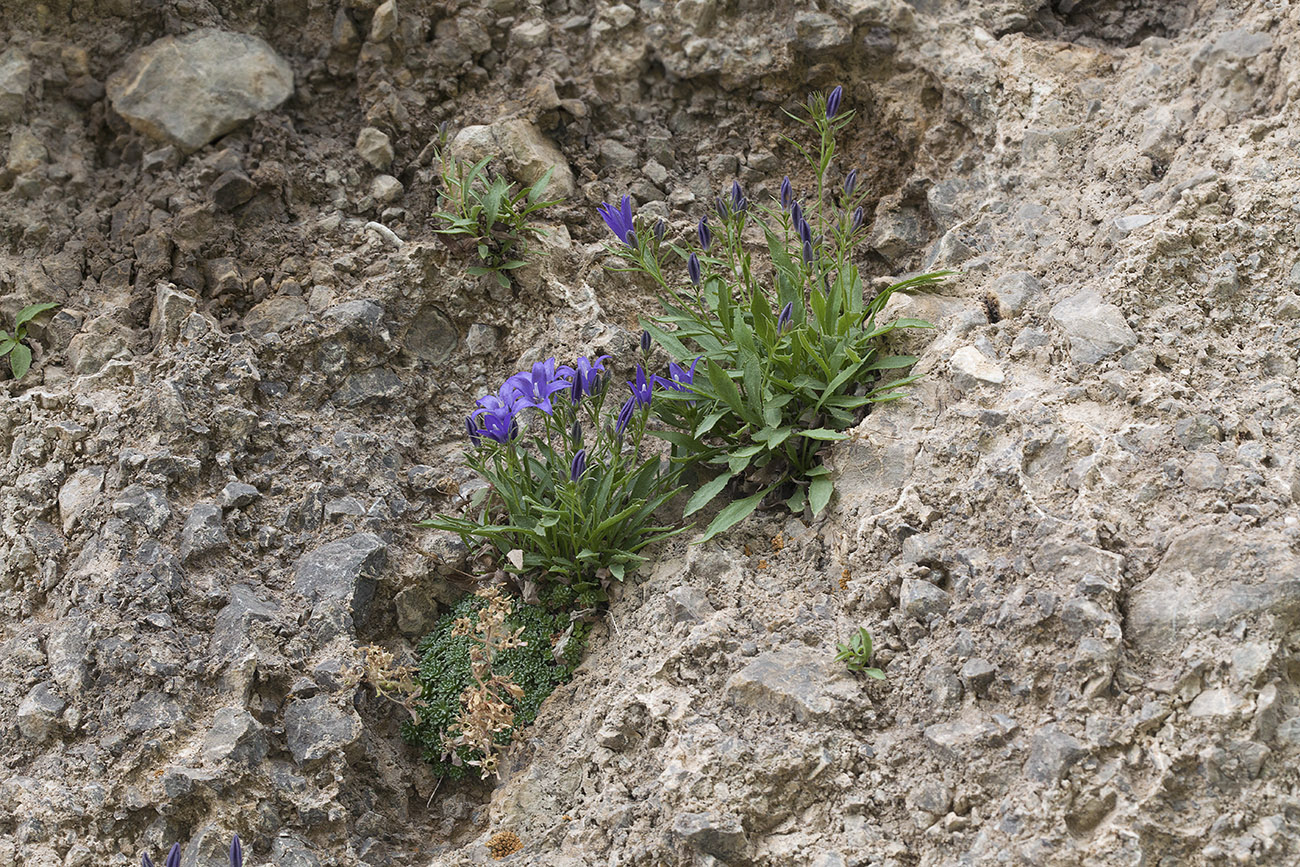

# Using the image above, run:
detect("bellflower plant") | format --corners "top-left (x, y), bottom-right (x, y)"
top-left (420, 354), bottom-right (686, 605)
top-left (599, 85), bottom-right (949, 541)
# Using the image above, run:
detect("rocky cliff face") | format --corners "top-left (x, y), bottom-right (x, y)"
top-left (1, 0), bottom-right (1299, 865)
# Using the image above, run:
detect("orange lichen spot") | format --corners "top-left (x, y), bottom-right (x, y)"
top-left (744, 544), bottom-right (752, 556)
top-left (839, 568), bottom-right (851, 591)
top-left (487, 830), bottom-right (523, 859)
top-left (758, 559), bottom-right (769, 569)
top-left (771, 533), bottom-right (785, 552)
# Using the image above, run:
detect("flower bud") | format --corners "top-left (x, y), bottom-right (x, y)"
top-left (851, 206), bottom-right (865, 232)
top-left (778, 301), bottom-right (794, 333)
top-left (780, 176), bottom-right (793, 210)
top-left (570, 448), bottom-right (587, 482)
top-left (826, 85), bottom-right (843, 119)
top-left (640, 329), bottom-right (652, 355)
top-left (688, 253), bottom-right (701, 286)
top-left (790, 201), bottom-right (803, 227)
top-left (843, 169), bottom-right (857, 198)
top-left (230, 836), bottom-right (243, 867)
top-left (802, 239), bottom-right (814, 265)
top-left (698, 216), bottom-right (712, 251)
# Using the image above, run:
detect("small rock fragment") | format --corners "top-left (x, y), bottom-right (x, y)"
top-left (355, 126), bottom-right (394, 170)
top-left (180, 503), bottom-right (228, 562)
top-left (901, 578), bottom-right (950, 619)
top-left (17, 683), bottom-right (65, 743)
top-left (210, 170), bottom-right (256, 209)
top-left (284, 695), bottom-right (363, 764)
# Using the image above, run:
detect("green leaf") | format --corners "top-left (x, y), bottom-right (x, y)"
top-left (0, 337), bottom-right (14, 357)
top-left (528, 165), bottom-right (555, 203)
top-left (695, 410), bottom-right (729, 438)
top-left (684, 471), bottom-right (732, 517)
top-left (798, 428), bottom-right (849, 441)
top-left (9, 343), bottom-right (31, 379)
top-left (786, 486), bottom-right (806, 513)
top-left (809, 474), bottom-right (833, 515)
top-left (863, 668), bottom-right (886, 680)
top-left (14, 302), bottom-right (58, 328)
top-left (695, 483), bottom-right (777, 544)
top-left (706, 359), bottom-right (747, 421)
top-left (864, 354), bottom-right (918, 371)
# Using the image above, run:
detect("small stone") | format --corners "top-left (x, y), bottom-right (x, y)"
top-left (203, 707), bottom-right (269, 765)
top-left (726, 647), bottom-right (856, 722)
top-left (0, 48), bottom-right (32, 122)
top-left (17, 683), bottom-right (65, 743)
top-left (991, 272), bottom-right (1039, 316)
top-left (950, 345), bottom-right (1005, 388)
top-left (665, 586), bottom-right (715, 623)
top-left (355, 126), bottom-right (394, 170)
top-left (150, 284), bottom-right (198, 346)
top-left (465, 323), bottom-right (498, 356)
top-left (284, 695), bottom-right (363, 764)
top-left (210, 170), bottom-right (256, 210)
top-left (794, 11), bottom-right (851, 50)
top-left (124, 691), bottom-right (184, 733)
top-left (369, 0), bottom-right (398, 41)
top-left (112, 485), bottom-right (172, 533)
top-left (58, 466), bottom-right (105, 534)
top-left (292, 532), bottom-right (387, 624)
top-left (672, 811), bottom-right (748, 861)
top-left (106, 28), bottom-right (294, 153)
top-left (180, 503), bottom-right (227, 562)
top-left (1113, 214), bottom-right (1160, 235)
top-left (1188, 687), bottom-right (1244, 718)
top-left (47, 616), bottom-right (93, 692)
top-left (600, 139), bottom-right (639, 170)
top-left (1184, 453), bottom-right (1226, 490)
top-left (333, 368), bottom-right (403, 407)
top-left (511, 19), bottom-right (550, 49)
top-left (370, 174), bottom-right (404, 204)
top-left (243, 295), bottom-right (308, 337)
top-left (1049, 290), bottom-right (1138, 364)
top-left (404, 306), bottom-right (457, 362)
top-left (959, 657), bottom-right (997, 695)
top-left (220, 481), bottom-right (261, 509)
top-left (901, 578), bottom-right (950, 619)
top-left (1024, 725), bottom-right (1085, 783)
top-left (212, 585), bottom-right (280, 661)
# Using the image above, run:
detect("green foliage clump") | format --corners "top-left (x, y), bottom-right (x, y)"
top-left (602, 87), bottom-right (947, 540)
top-left (834, 627), bottom-right (885, 679)
top-left (431, 134), bottom-right (559, 289)
top-left (402, 593), bottom-right (587, 779)
top-left (2, 302), bottom-right (58, 380)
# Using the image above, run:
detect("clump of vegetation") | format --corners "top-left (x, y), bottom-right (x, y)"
top-left (430, 132), bottom-right (559, 289)
top-left (600, 85), bottom-right (947, 540)
top-left (2, 302), bottom-right (58, 380)
top-left (420, 352), bottom-right (686, 606)
top-left (834, 627), bottom-right (885, 679)
top-left (402, 589), bottom-right (588, 780)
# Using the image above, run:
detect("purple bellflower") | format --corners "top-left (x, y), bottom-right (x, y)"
top-left (571, 355), bottom-right (610, 398)
top-left (627, 364), bottom-right (653, 407)
top-left (570, 448), bottom-right (587, 482)
top-left (615, 396), bottom-right (637, 436)
top-left (653, 357), bottom-right (702, 393)
top-left (778, 301), bottom-right (794, 333)
top-left (569, 375), bottom-right (582, 405)
top-left (687, 253), bottom-right (701, 286)
top-left (826, 85), bottom-right (843, 119)
top-left (505, 358), bottom-right (575, 416)
top-left (464, 416), bottom-right (483, 445)
top-left (598, 196), bottom-right (637, 247)
top-left (654, 220), bottom-right (666, 243)
top-left (731, 180), bottom-right (746, 213)
top-left (698, 216), bottom-right (713, 251)
top-left (780, 176), bottom-right (793, 210)
top-left (640, 329), bottom-right (652, 355)
top-left (798, 218), bottom-right (813, 246)
top-left (142, 855), bottom-right (153, 867)
top-left (231, 836), bottom-right (243, 867)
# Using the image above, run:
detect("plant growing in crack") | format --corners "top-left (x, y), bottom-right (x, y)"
top-left (834, 627), bottom-right (885, 679)
top-left (2, 302), bottom-right (58, 380)
top-left (599, 85), bottom-right (949, 541)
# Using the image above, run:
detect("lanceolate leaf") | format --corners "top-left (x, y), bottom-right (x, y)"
top-left (684, 471), bottom-right (732, 517)
top-left (696, 483), bottom-right (777, 544)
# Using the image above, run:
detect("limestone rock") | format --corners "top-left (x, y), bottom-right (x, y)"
top-left (672, 812), bottom-right (748, 861)
top-left (0, 48), bottom-right (32, 122)
top-left (284, 695), bottom-right (363, 764)
top-left (451, 119), bottom-right (575, 197)
top-left (355, 127), bottom-right (394, 170)
top-left (17, 684), bottom-right (64, 742)
top-left (950, 345), bottom-right (1005, 388)
top-left (58, 466), bottom-right (104, 534)
top-left (725, 646), bottom-right (855, 722)
top-left (204, 707), bottom-right (269, 765)
top-left (901, 578), bottom-right (950, 619)
top-left (1049, 290), bottom-right (1137, 364)
top-left (1024, 725), bottom-right (1085, 783)
top-left (292, 532), bottom-right (387, 624)
top-left (180, 503), bottom-right (227, 562)
top-left (1127, 525), bottom-right (1300, 655)
top-left (107, 28), bottom-right (294, 153)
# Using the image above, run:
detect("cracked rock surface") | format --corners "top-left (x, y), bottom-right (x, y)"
top-left (2, 0), bottom-right (1300, 865)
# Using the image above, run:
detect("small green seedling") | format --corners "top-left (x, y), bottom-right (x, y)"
top-left (1, 303), bottom-right (58, 380)
top-left (835, 627), bottom-right (885, 679)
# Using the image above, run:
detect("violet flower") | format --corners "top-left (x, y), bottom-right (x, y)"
top-left (687, 253), bottom-right (701, 286)
top-left (570, 448), bottom-right (587, 482)
top-left (790, 201), bottom-right (803, 227)
top-left (572, 355), bottom-right (611, 397)
top-left (778, 301), bottom-right (794, 333)
top-left (166, 844), bottom-right (181, 867)
top-left (464, 416), bottom-right (483, 445)
top-left (843, 169), bottom-right (857, 198)
top-left (598, 196), bottom-right (637, 247)
top-left (505, 359), bottom-right (575, 416)
top-left (826, 85), bottom-right (843, 119)
top-left (851, 206), bottom-right (865, 232)
top-left (731, 180), bottom-right (747, 213)
top-left (780, 176), bottom-right (793, 210)
top-left (142, 856), bottom-right (153, 867)
top-left (798, 218), bottom-right (812, 246)
top-left (802, 239), bottom-right (814, 265)
top-left (615, 396), bottom-right (637, 436)
top-left (627, 364), bottom-right (653, 407)
top-left (698, 216), bottom-right (712, 251)
top-left (231, 836), bottom-right (243, 867)
top-left (652, 357), bottom-right (701, 393)
top-left (640, 329), bottom-right (652, 355)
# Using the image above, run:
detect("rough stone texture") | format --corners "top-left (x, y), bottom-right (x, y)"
top-left (292, 532), bottom-right (387, 625)
top-left (106, 28), bottom-right (293, 152)
top-left (3, 0), bottom-right (1300, 865)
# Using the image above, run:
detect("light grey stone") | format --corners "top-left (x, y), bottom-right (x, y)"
top-left (726, 647), bottom-right (855, 722)
top-left (1049, 290), bottom-right (1137, 364)
top-left (991, 272), bottom-right (1040, 316)
top-left (243, 295), bottom-right (308, 337)
top-left (292, 532), bottom-right (386, 624)
top-left (1113, 214), bottom-right (1159, 234)
top-left (47, 616), bottom-right (93, 692)
top-left (794, 12), bottom-right (850, 51)
top-left (369, 0), bottom-right (398, 41)
top-left (106, 28), bottom-right (294, 153)
top-left (355, 127), bottom-right (394, 170)
top-left (58, 467), bottom-right (105, 535)
top-left (950, 345), bottom-right (1005, 388)
top-left (111, 485), bottom-right (172, 533)
top-left (1127, 525), bottom-right (1300, 655)
top-left (1183, 453), bottom-right (1226, 490)
top-left (0, 48), bottom-right (33, 122)
top-left (370, 174), bottom-right (403, 204)
top-left (672, 811), bottom-right (747, 861)
top-left (284, 695), bottom-right (363, 764)
top-left (203, 706), bottom-right (269, 765)
top-left (212, 585), bottom-right (280, 661)
top-left (150, 284), bottom-right (198, 347)
top-left (960, 657), bottom-right (997, 694)
top-left (219, 482), bottom-right (261, 509)
top-left (1024, 725), bottom-right (1084, 783)
top-left (180, 503), bottom-right (227, 562)
top-left (901, 578), bottom-right (950, 619)
top-left (124, 692), bottom-right (184, 733)
top-left (17, 683), bottom-right (65, 743)
top-left (451, 119), bottom-right (575, 197)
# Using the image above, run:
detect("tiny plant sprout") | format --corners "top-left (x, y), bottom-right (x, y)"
top-left (835, 627), bottom-right (884, 679)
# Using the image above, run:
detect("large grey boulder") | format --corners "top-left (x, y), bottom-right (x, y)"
top-left (107, 29), bottom-right (293, 153)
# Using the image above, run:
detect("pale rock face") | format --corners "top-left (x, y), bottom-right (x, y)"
top-left (106, 29), bottom-right (293, 152)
